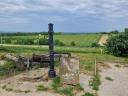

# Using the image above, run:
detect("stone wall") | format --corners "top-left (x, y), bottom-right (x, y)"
top-left (59, 56), bottom-right (79, 85)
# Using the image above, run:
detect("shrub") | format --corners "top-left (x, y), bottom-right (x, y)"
top-left (106, 32), bottom-right (128, 56)
top-left (70, 41), bottom-right (76, 46)
top-left (91, 42), bottom-right (100, 47)
top-left (22, 39), bottom-right (34, 45)
top-left (39, 38), bottom-right (48, 45)
top-left (55, 39), bottom-right (65, 46)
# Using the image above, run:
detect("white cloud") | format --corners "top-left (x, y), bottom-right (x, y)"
top-left (0, 0), bottom-right (128, 26)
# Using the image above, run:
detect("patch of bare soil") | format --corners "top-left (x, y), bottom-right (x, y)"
top-left (79, 73), bottom-right (93, 93)
top-left (0, 68), bottom-right (62, 96)
top-left (98, 35), bottom-right (109, 46)
top-left (98, 62), bottom-right (128, 96)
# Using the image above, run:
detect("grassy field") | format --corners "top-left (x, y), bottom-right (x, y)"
top-left (0, 33), bottom-right (127, 73)
top-left (0, 45), bottom-right (127, 72)
top-left (55, 34), bottom-right (101, 47)
top-left (1, 34), bottom-right (101, 47)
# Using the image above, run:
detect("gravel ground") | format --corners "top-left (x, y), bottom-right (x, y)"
top-left (98, 62), bottom-right (128, 96)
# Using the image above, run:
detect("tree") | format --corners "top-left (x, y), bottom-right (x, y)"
top-left (106, 32), bottom-right (128, 57)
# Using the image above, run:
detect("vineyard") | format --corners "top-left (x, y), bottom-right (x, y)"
top-left (0, 34), bottom-right (101, 47)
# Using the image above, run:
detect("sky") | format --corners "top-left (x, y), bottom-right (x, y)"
top-left (0, 0), bottom-right (128, 33)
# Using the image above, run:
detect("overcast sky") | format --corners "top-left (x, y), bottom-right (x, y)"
top-left (0, 0), bottom-right (128, 32)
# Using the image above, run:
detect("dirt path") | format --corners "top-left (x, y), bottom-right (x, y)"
top-left (98, 62), bottom-right (128, 96)
top-left (0, 44), bottom-right (48, 48)
top-left (0, 68), bottom-right (62, 96)
top-left (98, 34), bottom-right (109, 46)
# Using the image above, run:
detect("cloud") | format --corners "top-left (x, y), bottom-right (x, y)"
top-left (0, 0), bottom-right (128, 32)
top-left (0, 0), bottom-right (128, 18)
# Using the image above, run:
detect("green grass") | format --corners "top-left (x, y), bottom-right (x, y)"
top-left (0, 45), bottom-right (127, 72)
top-left (75, 83), bottom-right (84, 91)
top-left (55, 34), bottom-right (101, 47)
top-left (89, 73), bottom-right (101, 91)
top-left (36, 84), bottom-right (48, 91)
top-left (58, 87), bottom-right (73, 96)
top-left (83, 92), bottom-right (94, 96)
top-left (51, 76), bottom-right (61, 91)
top-left (1, 34), bottom-right (101, 47)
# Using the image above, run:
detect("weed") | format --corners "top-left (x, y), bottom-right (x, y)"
top-left (75, 83), bottom-right (84, 91)
top-left (5, 88), bottom-right (13, 91)
top-left (83, 92), bottom-right (94, 96)
top-left (51, 76), bottom-right (61, 91)
top-left (37, 84), bottom-right (48, 91)
top-left (89, 73), bottom-right (101, 91)
top-left (1, 85), bottom-right (7, 89)
top-left (106, 77), bottom-right (113, 81)
top-left (115, 64), bottom-right (121, 68)
top-left (24, 90), bottom-right (31, 93)
top-left (59, 87), bottom-right (73, 96)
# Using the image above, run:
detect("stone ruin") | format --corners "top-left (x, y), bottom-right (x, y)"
top-left (59, 55), bottom-right (79, 85)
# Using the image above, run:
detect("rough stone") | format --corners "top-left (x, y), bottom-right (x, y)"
top-left (59, 56), bottom-right (79, 85)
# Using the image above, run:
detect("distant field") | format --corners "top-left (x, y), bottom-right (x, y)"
top-left (1, 34), bottom-right (101, 47)
top-left (55, 34), bottom-right (101, 47)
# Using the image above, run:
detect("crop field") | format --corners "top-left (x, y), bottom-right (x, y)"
top-left (55, 34), bottom-right (101, 47)
top-left (0, 33), bottom-right (128, 96)
top-left (1, 33), bottom-right (101, 47)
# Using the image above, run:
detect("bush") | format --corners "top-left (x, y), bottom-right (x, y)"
top-left (106, 32), bottom-right (128, 56)
top-left (55, 39), bottom-right (65, 46)
top-left (91, 42), bottom-right (100, 47)
top-left (39, 38), bottom-right (48, 45)
top-left (70, 41), bottom-right (76, 46)
top-left (22, 39), bottom-right (34, 45)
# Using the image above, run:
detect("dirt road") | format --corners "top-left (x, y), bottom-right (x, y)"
top-left (0, 44), bottom-right (48, 48)
top-left (98, 62), bottom-right (128, 96)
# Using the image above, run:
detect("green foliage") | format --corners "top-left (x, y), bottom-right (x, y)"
top-left (106, 32), bottom-right (128, 56)
top-left (2, 61), bottom-right (16, 69)
top-left (55, 34), bottom-right (101, 47)
top-left (1, 33), bottom-right (101, 47)
top-left (55, 39), bottom-right (65, 46)
top-left (75, 83), bottom-right (84, 91)
top-left (39, 38), bottom-right (48, 45)
top-left (89, 73), bottom-right (101, 91)
top-left (22, 39), bottom-right (34, 45)
top-left (51, 76), bottom-right (61, 91)
top-left (91, 42), bottom-right (100, 47)
top-left (82, 92), bottom-right (94, 96)
top-left (36, 84), bottom-right (48, 91)
top-left (58, 87), bottom-right (73, 96)
top-left (70, 41), bottom-right (76, 46)
top-left (0, 60), bottom-right (21, 77)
